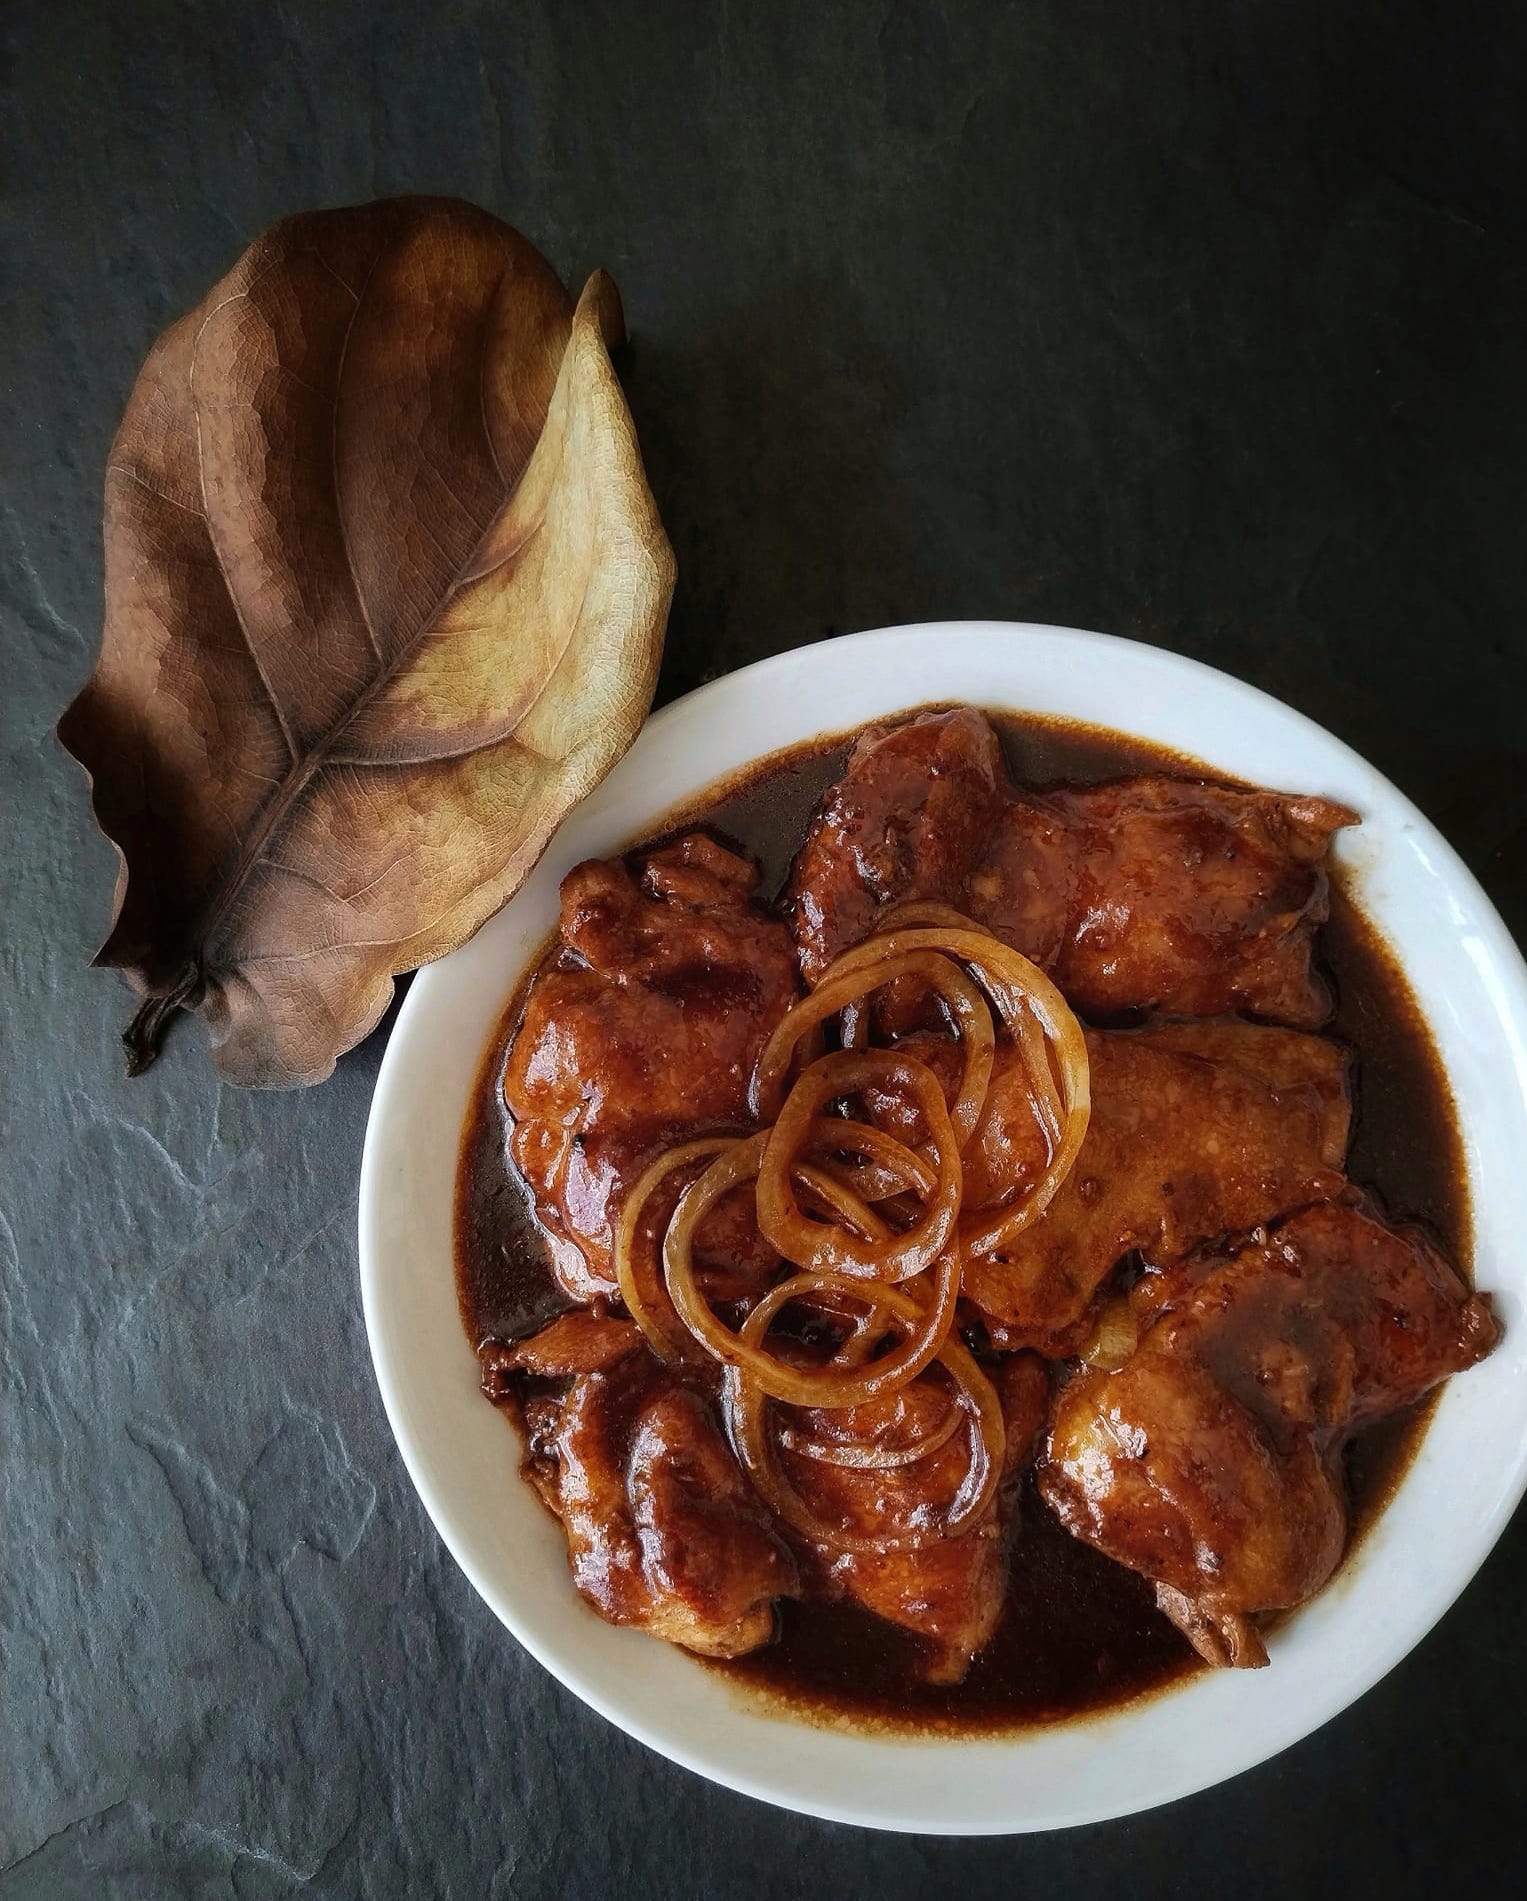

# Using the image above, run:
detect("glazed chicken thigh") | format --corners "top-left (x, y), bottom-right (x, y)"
top-left (486, 1312), bottom-right (799, 1657)
top-left (790, 707), bottom-right (1354, 1025)
top-left (503, 833), bottom-right (799, 1300)
top-left (863, 1019), bottom-right (1351, 1352)
top-left (966, 1020), bottom-right (1351, 1349)
top-left (781, 1355), bottom-right (1050, 1682)
top-left (1039, 1202), bottom-right (1499, 1667)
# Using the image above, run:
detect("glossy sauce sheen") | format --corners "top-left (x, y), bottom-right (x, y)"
top-left (456, 710), bottom-right (1470, 1733)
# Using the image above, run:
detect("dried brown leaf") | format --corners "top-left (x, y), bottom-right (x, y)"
top-left (58, 197), bottom-right (674, 1086)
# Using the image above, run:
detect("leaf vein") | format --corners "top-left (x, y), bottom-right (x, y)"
top-left (188, 303), bottom-right (300, 765)
top-left (331, 251), bottom-right (387, 669)
top-left (107, 465), bottom-right (205, 518)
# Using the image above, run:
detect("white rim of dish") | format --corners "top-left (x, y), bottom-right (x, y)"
top-left (359, 622), bottom-right (1527, 1834)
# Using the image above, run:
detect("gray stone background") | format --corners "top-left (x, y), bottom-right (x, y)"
top-left (4, 1), bottom-right (1525, 1895)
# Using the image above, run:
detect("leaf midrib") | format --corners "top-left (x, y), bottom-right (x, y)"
top-left (181, 246), bottom-right (543, 984)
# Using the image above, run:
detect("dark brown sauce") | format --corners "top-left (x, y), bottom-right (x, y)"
top-left (722, 1476), bottom-right (1201, 1733)
top-left (456, 1016), bottom-right (574, 1351)
top-left (1323, 889), bottom-right (1469, 1263)
top-left (454, 707), bottom-right (1472, 1735)
top-left (1321, 887), bottom-right (1468, 1547)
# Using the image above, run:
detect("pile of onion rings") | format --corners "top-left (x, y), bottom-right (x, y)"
top-left (612, 904), bottom-right (1091, 1551)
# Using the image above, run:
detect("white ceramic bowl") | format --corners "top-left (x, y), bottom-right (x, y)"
top-left (359, 623), bottom-right (1527, 1834)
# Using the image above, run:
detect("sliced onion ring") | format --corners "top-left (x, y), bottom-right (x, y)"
top-left (799, 1115), bottom-right (939, 1203)
top-left (790, 1161), bottom-right (894, 1243)
top-left (752, 949), bottom-right (995, 1144)
top-left (756, 1050), bottom-right (962, 1282)
top-left (822, 912), bottom-right (1091, 1256)
top-left (722, 1279), bottom-right (1006, 1553)
top-left (614, 907), bottom-right (1085, 1561)
top-left (664, 1133), bottom-right (961, 1406)
top-left (775, 1402), bottom-right (964, 1470)
top-left (614, 1137), bottom-right (739, 1364)
top-left (617, 1134), bottom-right (900, 1363)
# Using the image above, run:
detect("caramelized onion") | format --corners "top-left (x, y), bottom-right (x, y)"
top-left (610, 907), bottom-right (1090, 1561)
top-left (722, 1280), bottom-right (1006, 1552)
top-left (618, 1134), bottom-right (904, 1364)
top-left (775, 1402), bottom-right (964, 1470)
top-left (791, 1161), bottom-right (895, 1241)
top-left (799, 1115), bottom-right (939, 1203)
top-left (614, 1137), bottom-right (740, 1364)
top-left (752, 949), bottom-right (995, 1143)
top-left (756, 1050), bottom-right (962, 1282)
top-left (823, 910), bottom-right (1091, 1255)
top-left (828, 1298), bottom-right (897, 1367)
top-left (664, 1135), bottom-right (962, 1405)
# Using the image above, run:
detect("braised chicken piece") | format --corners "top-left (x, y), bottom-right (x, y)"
top-left (865, 1020), bottom-right (1351, 1353)
top-left (1039, 1202), bottom-right (1500, 1668)
top-left (791, 706), bottom-right (1010, 986)
top-left (981, 779), bottom-right (1354, 1026)
top-left (790, 708), bottom-right (1355, 1026)
top-left (780, 1354), bottom-right (1050, 1682)
top-left (492, 1317), bottom-right (1050, 1677)
top-left (503, 833), bottom-right (799, 1301)
top-left (482, 1307), bottom-right (651, 1381)
top-left (487, 1313), bottom-right (799, 1658)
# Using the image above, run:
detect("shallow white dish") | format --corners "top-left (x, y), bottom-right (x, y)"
top-left (359, 622), bottom-right (1527, 1834)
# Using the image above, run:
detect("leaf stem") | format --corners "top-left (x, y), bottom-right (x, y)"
top-left (122, 966), bottom-right (201, 1077)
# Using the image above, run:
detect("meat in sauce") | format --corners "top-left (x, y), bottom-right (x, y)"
top-left (489, 1311), bottom-right (799, 1657)
top-left (1041, 1201), bottom-right (1499, 1667)
top-left (790, 707), bottom-right (1354, 1024)
top-left (458, 704), bottom-right (1489, 1731)
top-left (783, 1355), bottom-right (1049, 1683)
top-left (868, 1019), bottom-right (1352, 1353)
top-left (503, 833), bottom-right (799, 1301)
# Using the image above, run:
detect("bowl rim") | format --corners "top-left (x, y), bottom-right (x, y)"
top-left (359, 621), bottom-right (1527, 1833)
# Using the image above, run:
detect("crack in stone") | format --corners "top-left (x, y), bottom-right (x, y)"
top-left (0, 1798), bottom-right (132, 1877)
top-left (124, 1422), bottom-right (252, 1606)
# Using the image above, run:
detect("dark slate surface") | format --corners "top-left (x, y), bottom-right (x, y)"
top-left (4, 1), bottom-right (1526, 1894)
